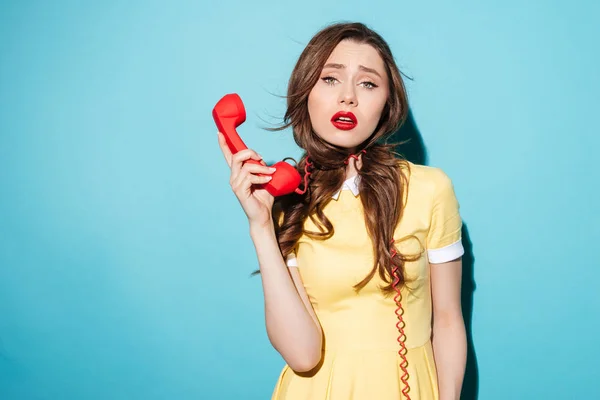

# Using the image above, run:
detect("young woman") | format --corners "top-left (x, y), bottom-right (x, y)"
top-left (217, 22), bottom-right (466, 400)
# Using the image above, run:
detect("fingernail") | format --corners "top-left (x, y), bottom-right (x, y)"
top-left (269, 167), bottom-right (277, 172)
top-left (266, 176), bottom-right (273, 180)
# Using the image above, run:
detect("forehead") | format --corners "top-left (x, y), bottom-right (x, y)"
top-left (324, 40), bottom-right (385, 71)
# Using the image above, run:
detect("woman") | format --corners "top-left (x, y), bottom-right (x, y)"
top-left (217, 22), bottom-right (467, 400)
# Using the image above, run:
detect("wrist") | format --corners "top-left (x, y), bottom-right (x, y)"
top-left (249, 220), bottom-right (275, 238)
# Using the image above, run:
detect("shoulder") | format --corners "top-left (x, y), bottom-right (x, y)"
top-left (399, 161), bottom-right (455, 196)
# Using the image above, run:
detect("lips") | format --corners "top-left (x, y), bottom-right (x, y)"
top-left (331, 111), bottom-right (357, 131)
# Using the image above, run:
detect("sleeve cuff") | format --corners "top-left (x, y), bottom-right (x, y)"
top-left (427, 239), bottom-right (464, 264)
top-left (286, 253), bottom-right (298, 267)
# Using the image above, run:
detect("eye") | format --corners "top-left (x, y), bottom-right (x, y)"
top-left (322, 76), bottom-right (338, 86)
top-left (361, 81), bottom-right (378, 90)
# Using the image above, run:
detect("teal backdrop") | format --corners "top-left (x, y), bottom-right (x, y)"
top-left (1, 1), bottom-right (598, 399)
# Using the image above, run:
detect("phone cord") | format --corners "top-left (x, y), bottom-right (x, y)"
top-left (294, 150), bottom-right (367, 195)
top-left (391, 239), bottom-right (411, 399)
top-left (294, 157), bottom-right (314, 195)
top-left (293, 152), bottom-right (410, 397)
top-left (344, 149), bottom-right (366, 164)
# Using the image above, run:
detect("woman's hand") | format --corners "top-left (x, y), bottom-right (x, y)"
top-left (217, 131), bottom-right (276, 228)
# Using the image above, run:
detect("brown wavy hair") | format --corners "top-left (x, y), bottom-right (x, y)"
top-left (272, 22), bottom-right (421, 293)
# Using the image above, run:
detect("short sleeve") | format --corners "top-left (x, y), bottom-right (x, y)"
top-left (426, 169), bottom-right (464, 264)
top-left (286, 252), bottom-right (298, 267)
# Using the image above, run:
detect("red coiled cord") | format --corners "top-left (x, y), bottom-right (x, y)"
top-left (344, 149), bottom-right (366, 164)
top-left (293, 151), bottom-right (410, 396)
top-left (294, 149), bottom-right (364, 195)
top-left (391, 239), bottom-right (411, 399)
top-left (294, 156), bottom-right (313, 195)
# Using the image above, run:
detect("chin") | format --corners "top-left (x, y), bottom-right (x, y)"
top-left (317, 131), bottom-right (369, 151)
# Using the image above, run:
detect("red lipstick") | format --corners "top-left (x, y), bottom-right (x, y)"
top-left (331, 111), bottom-right (357, 131)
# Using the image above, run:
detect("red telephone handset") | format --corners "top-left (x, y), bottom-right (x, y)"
top-left (213, 93), bottom-right (303, 197)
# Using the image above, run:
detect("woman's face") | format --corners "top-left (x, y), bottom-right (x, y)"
top-left (308, 40), bottom-right (390, 151)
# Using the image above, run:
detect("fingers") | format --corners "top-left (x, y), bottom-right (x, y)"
top-left (231, 163), bottom-right (277, 192)
top-left (218, 131), bottom-right (272, 192)
top-left (230, 148), bottom-right (264, 178)
top-left (236, 173), bottom-right (273, 191)
top-left (218, 130), bottom-right (269, 167)
top-left (241, 163), bottom-right (277, 176)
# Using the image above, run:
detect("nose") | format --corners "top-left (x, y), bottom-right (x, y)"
top-left (338, 83), bottom-right (358, 107)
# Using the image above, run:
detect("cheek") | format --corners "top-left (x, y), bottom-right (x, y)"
top-left (307, 89), bottom-right (318, 116)
top-left (308, 89), bottom-right (329, 126)
top-left (365, 94), bottom-right (389, 125)
top-left (307, 97), bottom-right (319, 126)
top-left (308, 85), bottom-right (327, 108)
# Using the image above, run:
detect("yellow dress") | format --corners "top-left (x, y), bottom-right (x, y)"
top-left (271, 162), bottom-right (464, 400)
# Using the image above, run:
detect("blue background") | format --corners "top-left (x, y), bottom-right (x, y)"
top-left (1, 1), bottom-right (598, 399)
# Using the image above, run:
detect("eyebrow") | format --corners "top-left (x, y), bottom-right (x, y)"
top-left (322, 63), bottom-right (383, 78)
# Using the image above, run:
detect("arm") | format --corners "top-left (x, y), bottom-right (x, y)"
top-left (250, 222), bottom-right (323, 372)
top-left (216, 131), bottom-right (322, 372)
top-left (430, 257), bottom-right (467, 400)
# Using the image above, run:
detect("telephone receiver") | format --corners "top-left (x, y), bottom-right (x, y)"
top-left (212, 93), bottom-right (302, 197)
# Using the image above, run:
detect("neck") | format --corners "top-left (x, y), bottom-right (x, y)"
top-left (345, 154), bottom-right (363, 180)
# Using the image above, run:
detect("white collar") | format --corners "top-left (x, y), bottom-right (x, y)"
top-left (332, 174), bottom-right (360, 200)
